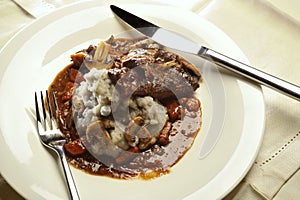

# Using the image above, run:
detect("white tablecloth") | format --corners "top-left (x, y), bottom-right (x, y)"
top-left (1, 0), bottom-right (300, 199)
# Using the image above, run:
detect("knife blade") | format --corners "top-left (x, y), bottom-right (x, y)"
top-left (110, 5), bottom-right (300, 102)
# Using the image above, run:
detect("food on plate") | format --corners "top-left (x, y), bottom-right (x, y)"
top-left (48, 36), bottom-right (202, 179)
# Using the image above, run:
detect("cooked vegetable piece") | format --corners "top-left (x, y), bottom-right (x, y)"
top-left (64, 139), bottom-right (86, 156)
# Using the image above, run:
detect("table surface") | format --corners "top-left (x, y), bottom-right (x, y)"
top-left (1, 0), bottom-right (300, 199)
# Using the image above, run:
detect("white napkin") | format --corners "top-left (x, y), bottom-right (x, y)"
top-left (196, 1), bottom-right (300, 199)
top-left (12, 0), bottom-right (210, 18)
top-left (12, 0), bottom-right (79, 18)
top-left (13, 0), bottom-right (58, 18)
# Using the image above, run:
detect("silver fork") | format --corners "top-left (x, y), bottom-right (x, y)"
top-left (35, 91), bottom-right (80, 200)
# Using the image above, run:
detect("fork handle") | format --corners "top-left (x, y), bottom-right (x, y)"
top-left (56, 146), bottom-right (80, 200)
top-left (198, 47), bottom-right (300, 101)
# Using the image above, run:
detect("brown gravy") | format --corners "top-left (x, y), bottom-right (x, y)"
top-left (48, 37), bottom-right (202, 179)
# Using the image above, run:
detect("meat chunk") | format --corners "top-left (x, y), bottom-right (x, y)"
top-left (64, 139), bottom-right (86, 156)
top-left (166, 101), bottom-right (182, 122)
top-left (107, 48), bottom-right (201, 101)
top-left (158, 122), bottom-right (172, 145)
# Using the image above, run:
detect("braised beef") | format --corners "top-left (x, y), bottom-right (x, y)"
top-left (108, 48), bottom-right (200, 101)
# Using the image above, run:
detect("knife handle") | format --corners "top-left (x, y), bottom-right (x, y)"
top-left (198, 47), bottom-right (300, 101)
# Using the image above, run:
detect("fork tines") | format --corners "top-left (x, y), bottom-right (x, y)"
top-left (34, 90), bottom-right (57, 131)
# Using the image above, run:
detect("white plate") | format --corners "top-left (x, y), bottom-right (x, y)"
top-left (0, 2), bottom-right (265, 200)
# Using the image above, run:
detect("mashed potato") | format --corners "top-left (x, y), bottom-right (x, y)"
top-left (74, 68), bottom-right (114, 128)
top-left (73, 68), bottom-right (167, 150)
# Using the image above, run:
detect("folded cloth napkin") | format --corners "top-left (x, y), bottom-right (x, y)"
top-left (0, 0), bottom-right (33, 47)
top-left (224, 109), bottom-right (300, 199)
top-left (12, 0), bottom-right (209, 18)
top-left (196, 1), bottom-right (300, 199)
top-left (12, 0), bottom-right (80, 18)
top-left (196, 0), bottom-right (300, 199)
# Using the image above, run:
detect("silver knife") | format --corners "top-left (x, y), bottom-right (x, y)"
top-left (110, 5), bottom-right (300, 101)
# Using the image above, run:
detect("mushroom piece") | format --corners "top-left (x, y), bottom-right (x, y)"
top-left (72, 95), bottom-right (85, 116)
top-left (177, 56), bottom-right (202, 77)
top-left (85, 120), bottom-right (121, 159)
top-left (124, 116), bottom-right (144, 147)
top-left (137, 126), bottom-right (157, 150)
top-left (84, 41), bottom-right (113, 70)
top-left (124, 116), bottom-right (160, 151)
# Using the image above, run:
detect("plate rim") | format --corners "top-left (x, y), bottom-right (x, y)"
top-left (0, 2), bottom-right (265, 199)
